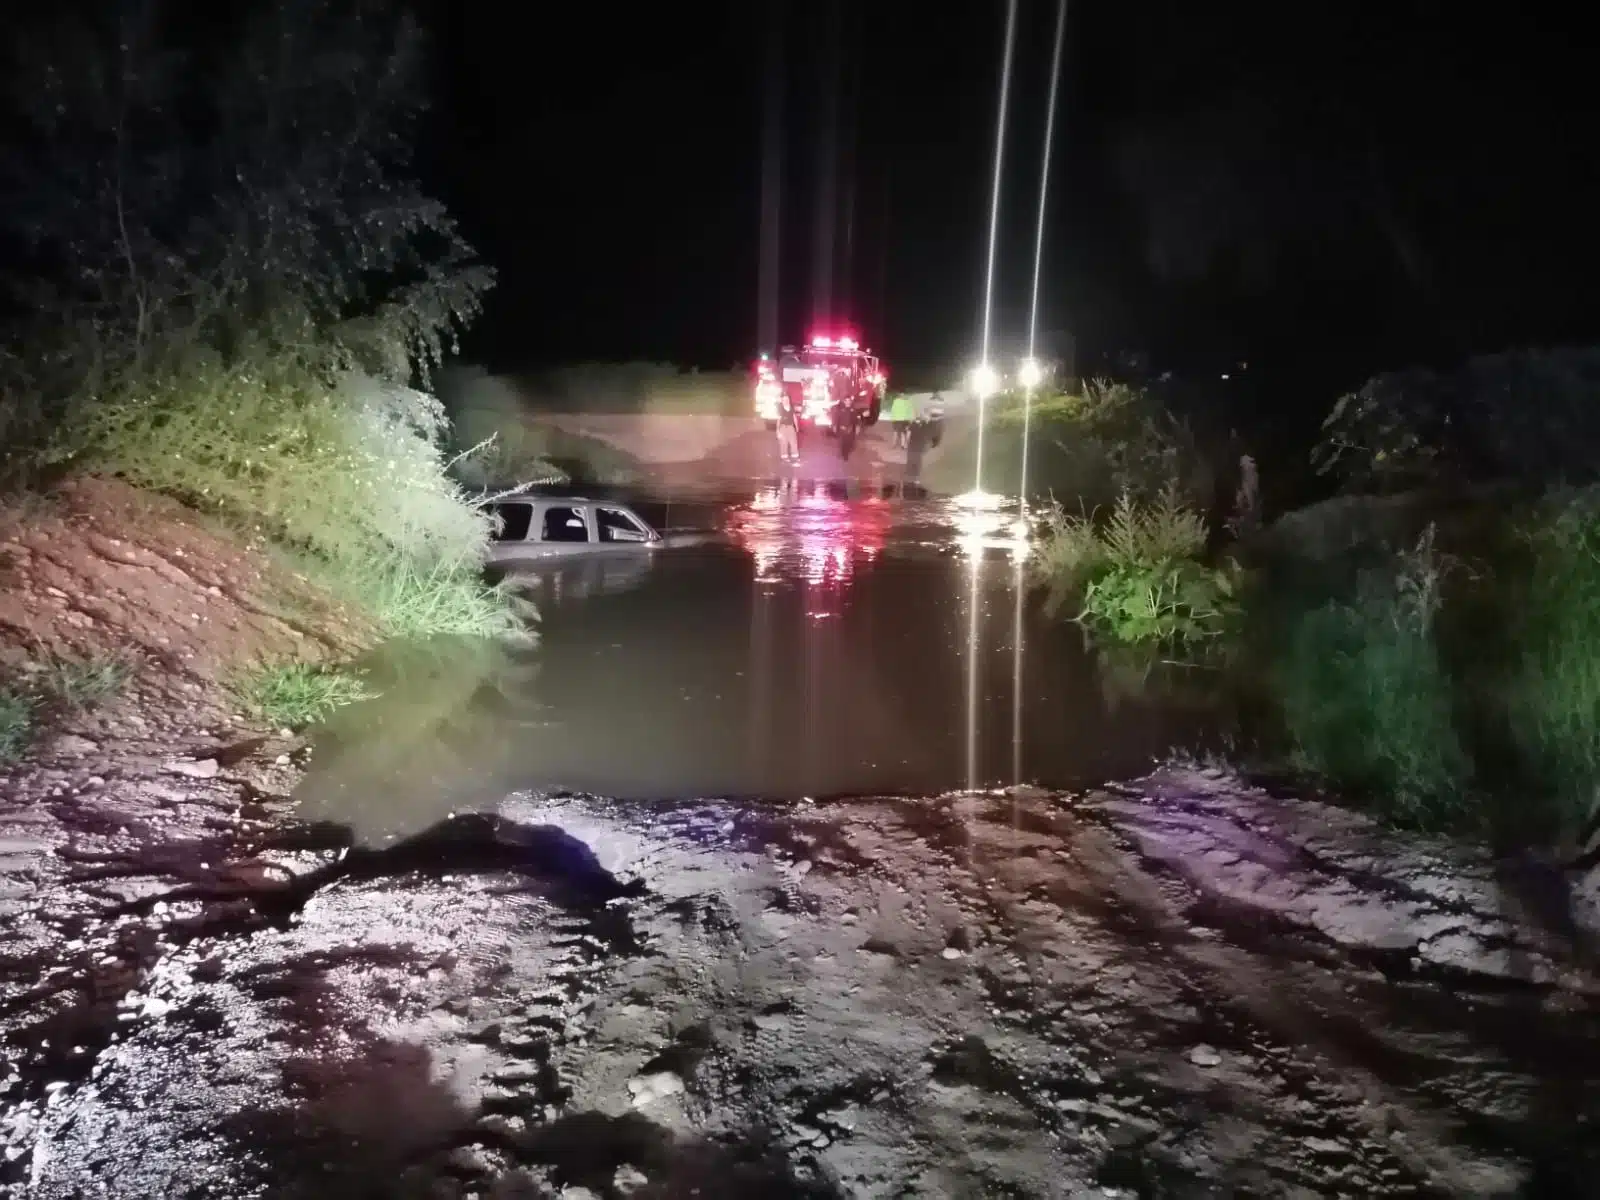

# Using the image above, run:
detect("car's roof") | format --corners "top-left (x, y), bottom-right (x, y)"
top-left (501, 494), bottom-right (653, 513)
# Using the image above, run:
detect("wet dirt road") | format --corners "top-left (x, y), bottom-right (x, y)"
top-left (5, 471), bottom-right (1600, 1198)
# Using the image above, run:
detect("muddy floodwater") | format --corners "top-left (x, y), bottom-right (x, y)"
top-left (7, 476), bottom-right (1600, 1198)
top-left (294, 481), bottom-right (1224, 844)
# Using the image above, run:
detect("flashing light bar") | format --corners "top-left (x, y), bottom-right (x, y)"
top-left (808, 333), bottom-right (861, 351)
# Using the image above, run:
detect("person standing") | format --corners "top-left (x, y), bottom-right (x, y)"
top-left (776, 389), bottom-right (800, 465)
top-left (887, 391), bottom-right (916, 449)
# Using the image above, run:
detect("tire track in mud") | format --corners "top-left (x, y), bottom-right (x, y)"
top-left (527, 787), bottom-right (1596, 1197)
top-left (8, 778), bottom-right (1600, 1197)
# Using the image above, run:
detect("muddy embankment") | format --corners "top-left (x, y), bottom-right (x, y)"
top-left (6, 757), bottom-right (1600, 1196)
top-left (4, 477), bottom-right (1600, 1196)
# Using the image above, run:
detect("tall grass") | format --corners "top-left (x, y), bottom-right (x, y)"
top-left (34, 649), bottom-right (134, 712)
top-left (0, 649), bottom-right (136, 764)
top-left (1275, 526), bottom-right (1472, 827)
top-left (0, 2), bottom-right (509, 648)
top-left (72, 362), bottom-right (521, 641)
top-left (1035, 489), bottom-right (1238, 647)
top-left (0, 686), bottom-right (32, 764)
top-left (231, 662), bottom-right (374, 729)
top-left (344, 554), bottom-right (531, 642)
top-left (1507, 491), bottom-right (1600, 845)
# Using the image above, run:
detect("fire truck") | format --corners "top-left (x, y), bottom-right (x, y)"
top-left (752, 333), bottom-right (888, 458)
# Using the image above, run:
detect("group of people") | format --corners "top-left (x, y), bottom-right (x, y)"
top-left (772, 390), bottom-right (945, 464)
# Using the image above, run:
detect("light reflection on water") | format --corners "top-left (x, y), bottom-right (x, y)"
top-left (294, 485), bottom-right (1224, 843)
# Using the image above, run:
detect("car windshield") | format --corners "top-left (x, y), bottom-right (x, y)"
top-left (798, 350), bottom-right (858, 370)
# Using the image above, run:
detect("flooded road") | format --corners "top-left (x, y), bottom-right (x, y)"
top-left (295, 480), bottom-right (1223, 843)
top-left (7, 475), bottom-right (1600, 1198)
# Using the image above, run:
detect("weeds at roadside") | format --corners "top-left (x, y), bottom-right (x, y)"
top-left (35, 649), bottom-right (135, 712)
top-left (1034, 488), bottom-right (1239, 647)
top-left (0, 649), bottom-right (136, 764)
top-left (972, 379), bottom-right (1212, 507)
top-left (1275, 526), bottom-right (1473, 828)
top-left (232, 663), bottom-right (375, 730)
top-left (0, 685), bottom-right (33, 763)
top-left (306, 550), bottom-right (535, 643)
top-left (1505, 490), bottom-right (1600, 847)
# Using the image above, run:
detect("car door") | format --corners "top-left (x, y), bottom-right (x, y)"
top-left (536, 502), bottom-right (596, 555)
top-left (594, 505), bottom-right (654, 547)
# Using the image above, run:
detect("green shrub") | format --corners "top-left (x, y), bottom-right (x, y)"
top-left (1506, 491), bottom-right (1600, 844)
top-left (338, 554), bottom-right (531, 642)
top-left (1275, 527), bottom-right (1472, 826)
top-left (933, 379), bottom-right (1212, 508)
top-left (35, 649), bottom-right (134, 712)
top-left (1311, 348), bottom-right (1600, 493)
top-left (232, 663), bottom-right (375, 730)
top-left (0, 686), bottom-right (33, 764)
top-left (1, 4), bottom-right (517, 644)
top-left (1034, 489), bottom-right (1238, 646)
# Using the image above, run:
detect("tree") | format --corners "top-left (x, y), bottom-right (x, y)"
top-left (0, 0), bottom-right (493, 482)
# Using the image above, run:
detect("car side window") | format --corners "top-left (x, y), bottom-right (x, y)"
top-left (597, 507), bottom-right (649, 543)
top-left (541, 506), bottom-right (591, 543)
top-left (492, 503), bottom-right (533, 542)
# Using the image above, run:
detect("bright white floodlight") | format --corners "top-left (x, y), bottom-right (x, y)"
top-left (969, 362), bottom-right (1000, 400)
top-left (1018, 357), bottom-right (1044, 389)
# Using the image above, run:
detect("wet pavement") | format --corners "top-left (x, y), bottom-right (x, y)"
top-left (5, 472), bottom-right (1600, 1197)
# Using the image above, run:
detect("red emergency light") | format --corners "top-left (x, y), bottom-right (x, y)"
top-left (809, 332), bottom-right (861, 351)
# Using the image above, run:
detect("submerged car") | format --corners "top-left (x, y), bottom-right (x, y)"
top-left (486, 496), bottom-right (663, 564)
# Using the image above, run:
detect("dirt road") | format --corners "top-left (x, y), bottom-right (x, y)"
top-left (6, 764), bottom-right (1598, 1198)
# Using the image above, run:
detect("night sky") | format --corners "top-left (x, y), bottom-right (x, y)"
top-left (423, 2), bottom-right (1599, 396)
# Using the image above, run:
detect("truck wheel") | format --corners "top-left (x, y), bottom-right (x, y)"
top-left (866, 397), bottom-right (881, 426)
top-left (763, 420), bottom-right (777, 433)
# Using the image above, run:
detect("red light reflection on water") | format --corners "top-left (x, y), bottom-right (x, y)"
top-left (727, 482), bottom-right (892, 590)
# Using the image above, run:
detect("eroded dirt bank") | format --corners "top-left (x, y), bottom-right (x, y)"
top-left (5, 756), bottom-right (1599, 1198)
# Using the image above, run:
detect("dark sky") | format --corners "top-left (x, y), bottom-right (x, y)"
top-left (423, 2), bottom-right (1600, 393)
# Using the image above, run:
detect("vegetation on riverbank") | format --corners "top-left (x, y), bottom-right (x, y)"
top-left (930, 380), bottom-right (1214, 508)
top-left (231, 663), bottom-right (375, 731)
top-left (1256, 354), bottom-right (1600, 844)
top-left (1023, 353), bottom-right (1600, 850)
top-left (0, 4), bottom-right (524, 762)
top-left (0, 646), bottom-right (135, 764)
top-left (0, 8), bottom-right (503, 631)
top-left (1034, 489), bottom-right (1240, 647)
top-left (1264, 491), bottom-right (1600, 847)
top-left (1271, 526), bottom-right (1473, 827)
